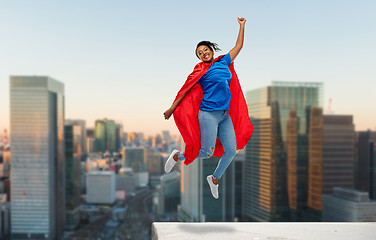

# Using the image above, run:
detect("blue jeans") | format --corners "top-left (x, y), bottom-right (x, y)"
top-left (178, 109), bottom-right (237, 179)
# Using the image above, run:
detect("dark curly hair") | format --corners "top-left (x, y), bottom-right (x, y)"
top-left (195, 41), bottom-right (221, 59)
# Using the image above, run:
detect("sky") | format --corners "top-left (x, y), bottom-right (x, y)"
top-left (0, 0), bottom-right (375, 136)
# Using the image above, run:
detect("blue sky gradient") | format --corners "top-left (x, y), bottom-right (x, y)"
top-left (0, 0), bottom-right (375, 135)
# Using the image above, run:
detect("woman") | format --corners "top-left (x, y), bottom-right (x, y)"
top-left (163, 17), bottom-right (253, 199)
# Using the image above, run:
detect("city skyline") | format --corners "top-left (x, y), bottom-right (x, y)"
top-left (2, 69), bottom-right (376, 237)
top-left (1, 1), bottom-right (375, 136)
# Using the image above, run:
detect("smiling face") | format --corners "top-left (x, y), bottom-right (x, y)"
top-left (196, 45), bottom-right (214, 63)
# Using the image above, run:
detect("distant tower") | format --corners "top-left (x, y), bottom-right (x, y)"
top-left (3, 129), bottom-right (8, 151)
top-left (65, 119), bottom-right (87, 156)
top-left (94, 118), bottom-right (117, 153)
top-left (327, 98), bottom-right (334, 114)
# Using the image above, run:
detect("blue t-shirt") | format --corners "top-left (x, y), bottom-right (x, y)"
top-left (199, 53), bottom-right (232, 111)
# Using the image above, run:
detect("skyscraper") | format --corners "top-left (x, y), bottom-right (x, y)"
top-left (322, 115), bottom-right (355, 195)
top-left (94, 118), bottom-right (117, 153)
top-left (94, 119), bottom-right (106, 152)
top-left (235, 150), bottom-right (245, 221)
top-left (372, 141), bottom-right (376, 200)
top-left (177, 157), bottom-right (231, 222)
top-left (154, 172), bottom-right (180, 217)
top-left (64, 125), bottom-right (81, 230)
top-left (116, 123), bottom-right (124, 151)
top-left (162, 130), bottom-right (171, 144)
top-left (65, 119), bottom-right (87, 157)
top-left (106, 119), bottom-right (116, 152)
top-left (120, 146), bottom-right (149, 187)
top-left (307, 108), bottom-right (324, 212)
top-left (10, 76), bottom-right (65, 239)
top-left (147, 148), bottom-right (163, 175)
top-left (287, 112), bottom-right (355, 221)
top-left (244, 81), bottom-right (323, 221)
top-left (354, 130), bottom-right (376, 200)
top-left (86, 128), bottom-right (95, 153)
top-left (122, 147), bottom-right (148, 172)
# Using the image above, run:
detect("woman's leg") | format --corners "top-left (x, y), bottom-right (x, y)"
top-left (173, 110), bottom-right (220, 162)
top-left (212, 111), bottom-right (237, 179)
top-left (197, 110), bottom-right (221, 159)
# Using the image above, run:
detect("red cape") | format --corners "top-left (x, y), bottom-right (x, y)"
top-left (173, 55), bottom-right (253, 165)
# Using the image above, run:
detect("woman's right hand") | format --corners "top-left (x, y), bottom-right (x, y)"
top-left (164, 91), bottom-right (187, 120)
top-left (164, 108), bottom-right (174, 120)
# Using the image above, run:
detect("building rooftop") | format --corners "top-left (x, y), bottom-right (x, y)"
top-left (331, 187), bottom-right (371, 202)
top-left (152, 222), bottom-right (376, 240)
top-left (87, 171), bottom-right (115, 176)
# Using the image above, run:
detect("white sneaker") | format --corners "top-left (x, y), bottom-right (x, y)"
top-left (164, 149), bottom-right (179, 173)
top-left (207, 175), bottom-right (219, 199)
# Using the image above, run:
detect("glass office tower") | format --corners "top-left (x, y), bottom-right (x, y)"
top-left (244, 81), bottom-right (323, 221)
top-left (10, 76), bottom-right (65, 239)
top-left (106, 119), bottom-right (116, 152)
top-left (94, 120), bottom-right (106, 152)
top-left (94, 118), bottom-right (117, 153)
top-left (65, 119), bottom-right (87, 157)
top-left (177, 157), bottom-right (227, 222)
top-left (355, 130), bottom-right (376, 199)
top-left (64, 125), bottom-right (81, 230)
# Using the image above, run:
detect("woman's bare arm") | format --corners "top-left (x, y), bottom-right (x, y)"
top-left (229, 17), bottom-right (246, 62)
top-left (163, 91), bottom-right (188, 120)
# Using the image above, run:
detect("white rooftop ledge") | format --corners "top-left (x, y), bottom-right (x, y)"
top-left (152, 222), bottom-right (376, 240)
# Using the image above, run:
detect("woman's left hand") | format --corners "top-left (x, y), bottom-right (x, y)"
top-left (230, 17), bottom-right (246, 62)
top-left (238, 17), bottom-right (246, 25)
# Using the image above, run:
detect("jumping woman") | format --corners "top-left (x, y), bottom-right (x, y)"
top-left (163, 17), bottom-right (253, 199)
